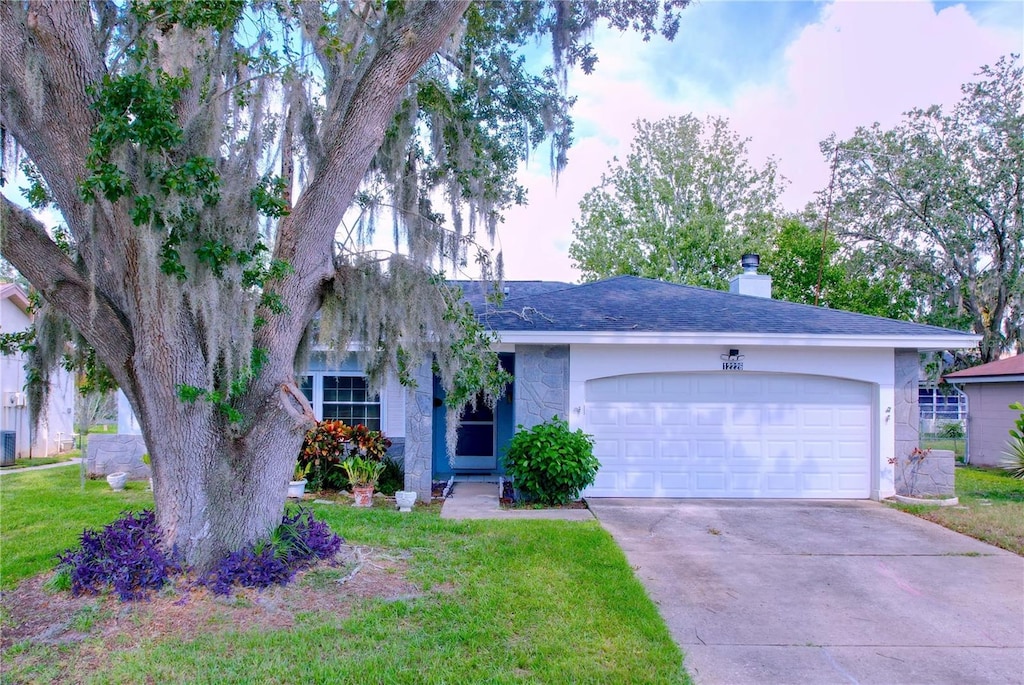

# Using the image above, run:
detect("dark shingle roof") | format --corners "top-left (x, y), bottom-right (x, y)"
top-left (478, 276), bottom-right (975, 338)
top-left (453, 280), bottom-right (574, 310)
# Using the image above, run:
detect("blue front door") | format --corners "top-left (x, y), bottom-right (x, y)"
top-left (432, 353), bottom-right (514, 477)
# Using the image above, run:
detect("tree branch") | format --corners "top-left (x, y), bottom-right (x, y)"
top-left (0, 2), bottom-right (103, 230)
top-left (265, 1), bottom-right (470, 351)
top-left (0, 197), bottom-right (134, 385)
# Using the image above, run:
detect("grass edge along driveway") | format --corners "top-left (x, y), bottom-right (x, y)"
top-left (890, 466), bottom-right (1024, 555)
top-left (1, 465), bottom-right (689, 684)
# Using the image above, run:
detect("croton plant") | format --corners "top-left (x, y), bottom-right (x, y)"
top-left (298, 421), bottom-right (392, 492)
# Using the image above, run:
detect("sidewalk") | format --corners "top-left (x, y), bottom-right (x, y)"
top-left (0, 458), bottom-right (81, 476)
top-left (439, 481), bottom-right (595, 521)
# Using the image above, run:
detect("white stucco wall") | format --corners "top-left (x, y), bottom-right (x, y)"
top-left (0, 290), bottom-right (76, 457)
top-left (567, 344), bottom-right (897, 499)
top-left (383, 373), bottom-right (406, 438)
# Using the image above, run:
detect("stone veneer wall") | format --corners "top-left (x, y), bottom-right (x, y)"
top-left (893, 349), bottom-right (954, 496)
top-left (514, 345), bottom-right (569, 430)
top-left (898, 449), bottom-right (956, 497)
top-left (403, 360), bottom-right (434, 495)
top-left (86, 434), bottom-right (149, 479)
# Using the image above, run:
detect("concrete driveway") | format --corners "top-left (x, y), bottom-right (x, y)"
top-left (589, 499), bottom-right (1024, 684)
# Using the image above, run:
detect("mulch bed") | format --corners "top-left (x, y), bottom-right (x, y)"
top-left (499, 480), bottom-right (589, 509)
top-left (0, 545), bottom-right (442, 679)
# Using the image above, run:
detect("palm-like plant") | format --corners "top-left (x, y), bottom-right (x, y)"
top-left (339, 456), bottom-right (386, 489)
top-left (1001, 402), bottom-right (1024, 480)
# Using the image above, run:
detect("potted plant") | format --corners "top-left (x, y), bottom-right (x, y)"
top-left (289, 462), bottom-right (309, 499)
top-left (339, 456), bottom-right (385, 507)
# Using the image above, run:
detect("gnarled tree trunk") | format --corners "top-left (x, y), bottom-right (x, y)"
top-left (1, 0), bottom-right (469, 570)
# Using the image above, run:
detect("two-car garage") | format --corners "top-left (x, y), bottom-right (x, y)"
top-left (582, 372), bottom-right (873, 499)
top-left (490, 276), bottom-right (977, 503)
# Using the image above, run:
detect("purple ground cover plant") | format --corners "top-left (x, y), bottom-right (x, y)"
top-left (56, 509), bottom-right (181, 601)
top-left (54, 507), bottom-right (343, 600)
top-left (201, 507), bottom-right (344, 596)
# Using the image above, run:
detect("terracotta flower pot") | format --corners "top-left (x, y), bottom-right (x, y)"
top-left (352, 485), bottom-right (374, 507)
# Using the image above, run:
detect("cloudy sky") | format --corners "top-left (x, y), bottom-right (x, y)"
top-left (495, 0), bottom-right (1023, 283)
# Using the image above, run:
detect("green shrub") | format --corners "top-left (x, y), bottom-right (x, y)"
top-left (939, 422), bottom-right (965, 440)
top-left (502, 416), bottom-right (598, 505)
top-left (376, 457), bottom-right (404, 496)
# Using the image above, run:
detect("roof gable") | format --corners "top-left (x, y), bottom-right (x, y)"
top-left (0, 282), bottom-right (30, 315)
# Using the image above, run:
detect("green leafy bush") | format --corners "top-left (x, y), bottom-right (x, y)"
top-left (939, 422), bottom-right (965, 440)
top-left (376, 457), bottom-right (404, 496)
top-left (502, 416), bottom-right (598, 505)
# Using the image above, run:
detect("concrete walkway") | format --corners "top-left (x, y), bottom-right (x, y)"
top-left (590, 499), bottom-right (1024, 685)
top-left (0, 458), bottom-right (81, 476)
top-left (439, 481), bottom-right (595, 521)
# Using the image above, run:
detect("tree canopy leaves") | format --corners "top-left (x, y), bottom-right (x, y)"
top-left (825, 55), bottom-right (1023, 362)
top-left (569, 114), bottom-right (783, 289)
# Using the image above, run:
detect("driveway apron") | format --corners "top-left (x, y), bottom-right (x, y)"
top-left (589, 499), bottom-right (1024, 685)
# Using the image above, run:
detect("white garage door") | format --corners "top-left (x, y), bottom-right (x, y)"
top-left (584, 373), bottom-right (872, 498)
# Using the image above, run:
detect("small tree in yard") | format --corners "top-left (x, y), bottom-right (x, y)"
top-left (503, 416), bottom-right (598, 505)
top-left (0, 2), bottom-right (686, 569)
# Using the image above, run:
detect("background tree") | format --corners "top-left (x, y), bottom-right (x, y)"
top-left (824, 55), bottom-right (1023, 362)
top-left (569, 114), bottom-right (783, 288)
top-left (0, 1), bottom-right (686, 569)
top-left (759, 218), bottom-right (914, 318)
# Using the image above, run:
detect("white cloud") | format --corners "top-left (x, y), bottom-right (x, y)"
top-left (496, 0), bottom-right (1023, 282)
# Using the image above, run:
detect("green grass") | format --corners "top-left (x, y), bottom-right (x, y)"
top-left (0, 465), bottom-right (152, 589)
top-left (0, 450), bottom-right (79, 470)
top-left (893, 466), bottom-right (1024, 555)
top-left (920, 436), bottom-right (965, 460)
top-left (0, 472), bottom-right (689, 684)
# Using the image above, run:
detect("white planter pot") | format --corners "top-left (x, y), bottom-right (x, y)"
top-left (288, 479), bottom-right (307, 499)
top-left (106, 472), bottom-right (128, 491)
top-left (395, 490), bottom-right (417, 512)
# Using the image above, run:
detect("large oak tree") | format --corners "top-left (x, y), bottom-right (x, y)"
top-left (0, 1), bottom-right (685, 569)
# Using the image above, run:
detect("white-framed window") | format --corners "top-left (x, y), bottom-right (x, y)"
top-left (298, 373), bottom-right (382, 431)
top-left (918, 387), bottom-right (966, 421)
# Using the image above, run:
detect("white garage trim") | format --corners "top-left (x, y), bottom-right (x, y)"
top-left (583, 372), bottom-right (874, 499)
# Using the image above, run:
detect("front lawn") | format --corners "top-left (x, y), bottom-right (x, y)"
top-left (892, 466), bottom-right (1024, 555)
top-left (1, 465), bottom-right (153, 588)
top-left (0, 468), bottom-right (688, 684)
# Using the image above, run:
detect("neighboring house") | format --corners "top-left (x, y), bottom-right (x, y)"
top-left (944, 355), bottom-right (1024, 467)
top-left (0, 282), bottom-right (76, 460)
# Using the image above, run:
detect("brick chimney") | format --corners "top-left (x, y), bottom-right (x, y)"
top-left (728, 253), bottom-right (772, 298)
